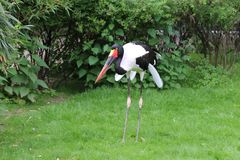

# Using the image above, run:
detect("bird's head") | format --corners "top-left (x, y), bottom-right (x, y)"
top-left (95, 44), bottom-right (123, 83)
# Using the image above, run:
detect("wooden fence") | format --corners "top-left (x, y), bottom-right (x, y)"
top-left (208, 31), bottom-right (240, 68)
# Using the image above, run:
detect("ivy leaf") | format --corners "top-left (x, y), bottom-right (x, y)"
top-left (19, 87), bottom-right (30, 98)
top-left (78, 69), bottom-right (87, 78)
top-left (107, 76), bottom-right (114, 83)
top-left (163, 36), bottom-right (170, 45)
top-left (4, 86), bottom-right (13, 95)
top-left (86, 73), bottom-right (95, 82)
top-left (90, 68), bottom-right (100, 75)
top-left (148, 38), bottom-right (159, 45)
top-left (108, 35), bottom-right (114, 42)
top-left (88, 56), bottom-right (99, 65)
top-left (27, 94), bottom-right (36, 102)
top-left (32, 55), bottom-right (49, 68)
top-left (91, 47), bottom-right (101, 55)
top-left (103, 44), bottom-right (111, 53)
top-left (147, 28), bottom-right (157, 38)
top-left (83, 40), bottom-right (93, 51)
top-left (13, 87), bottom-right (21, 96)
top-left (109, 24), bottom-right (114, 30)
top-left (77, 59), bottom-right (83, 68)
top-left (37, 79), bottom-right (48, 89)
top-left (115, 29), bottom-right (124, 36)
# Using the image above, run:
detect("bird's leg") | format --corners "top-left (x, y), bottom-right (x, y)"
top-left (136, 72), bottom-right (144, 142)
top-left (136, 80), bottom-right (143, 142)
top-left (122, 78), bottom-right (131, 143)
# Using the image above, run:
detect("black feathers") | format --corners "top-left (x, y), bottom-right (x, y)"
top-left (133, 41), bottom-right (157, 70)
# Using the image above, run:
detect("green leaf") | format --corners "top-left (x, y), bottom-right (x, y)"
top-left (90, 68), bottom-right (100, 75)
top-left (86, 74), bottom-right (95, 82)
top-left (83, 40), bottom-right (94, 51)
top-left (154, 15), bottom-right (161, 22)
top-left (19, 58), bottom-right (29, 65)
top-left (107, 76), bottom-right (114, 83)
top-left (31, 65), bottom-right (40, 73)
top-left (109, 24), bottom-right (114, 30)
top-left (4, 86), bottom-right (13, 95)
top-left (0, 76), bottom-right (7, 83)
top-left (148, 38), bottom-right (159, 45)
top-left (20, 67), bottom-right (37, 83)
top-left (27, 94), bottom-right (36, 102)
top-left (88, 56), bottom-right (99, 65)
top-left (147, 28), bottom-right (157, 38)
top-left (115, 29), bottom-right (124, 36)
top-left (103, 44), bottom-right (111, 53)
top-left (7, 68), bottom-right (17, 76)
top-left (37, 79), bottom-right (48, 89)
top-left (163, 36), bottom-right (170, 44)
top-left (19, 87), bottom-right (30, 98)
top-left (13, 87), bottom-right (21, 96)
top-left (11, 74), bottom-right (27, 84)
top-left (32, 55), bottom-right (49, 68)
top-left (108, 35), bottom-right (114, 42)
top-left (78, 69), bottom-right (87, 78)
top-left (77, 59), bottom-right (83, 68)
top-left (91, 47), bottom-right (101, 55)
top-left (0, 92), bottom-right (5, 99)
top-left (167, 26), bottom-right (173, 35)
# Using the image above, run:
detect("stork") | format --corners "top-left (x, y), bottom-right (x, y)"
top-left (95, 41), bottom-right (163, 143)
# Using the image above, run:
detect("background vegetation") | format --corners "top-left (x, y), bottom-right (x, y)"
top-left (1, 1), bottom-right (240, 159)
top-left (0, 0), bottom-right (240, 102)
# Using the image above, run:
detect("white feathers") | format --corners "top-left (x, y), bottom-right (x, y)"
top-left (139, 72), bottom-right (145, 81)
top-left (129, 71), bottom-right (137, 81)
top-left (115, 74), bottom-right (124, 81)
top-left (156, 53), bottom-right (162, 60)
top-left (115, 71), bottom-right (138, 81)
top-left (148, 64), bottom-right (163, 88)
top-left (120, 43), bottom-right (149, 71)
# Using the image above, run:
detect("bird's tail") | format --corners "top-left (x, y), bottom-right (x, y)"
top-left (148, 64), bottom-right (163, 88)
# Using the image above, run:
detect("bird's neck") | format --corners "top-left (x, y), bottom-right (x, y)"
top-left (115, 56), bottom-right (126, 75)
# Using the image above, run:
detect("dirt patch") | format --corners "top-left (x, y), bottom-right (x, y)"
top-left (45, 94), bottom-right (68, 105)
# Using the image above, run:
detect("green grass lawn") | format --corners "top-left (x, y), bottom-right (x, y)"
top-left (1, 70), bottom-right (240, 159)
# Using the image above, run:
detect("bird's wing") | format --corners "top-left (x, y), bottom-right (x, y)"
top-left (121, 43), bottom-right (149, 71)
top-left (148, 64), bottom-right (163, 88)
top-left (115, 74), bottom-right (125, 81)
top-left (129, 71), bottom-right (137, 81)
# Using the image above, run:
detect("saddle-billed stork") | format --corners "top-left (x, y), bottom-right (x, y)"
top-left (95, 41), bottom-right (163, 143)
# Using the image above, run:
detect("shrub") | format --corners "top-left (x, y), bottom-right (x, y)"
top-left (186, 53), bottom-right (229, 88)
top-left (0, 2), bottom-right (49, 102)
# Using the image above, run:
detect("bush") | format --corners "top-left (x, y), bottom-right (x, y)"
top-left (0, 2), bottom-right (49, 103)
top-left (186, 53), bottom-right (229, 88)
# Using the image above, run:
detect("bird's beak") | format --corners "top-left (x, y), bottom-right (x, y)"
top-left (95, 56), bottom-right (116, 83)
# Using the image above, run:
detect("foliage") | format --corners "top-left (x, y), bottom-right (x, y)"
top-left (69, 0), bottom-right (186, 89)
top-left (0, 2), bottom-right (19, 57)
top-left (1, 0), bottom-right (239, 101)
top-left (186, 53), bottom-right (230, 88)
top-left (0, 2), bottom-right (49, 102)
top-left (169, 0), bottom-right (240, 56)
